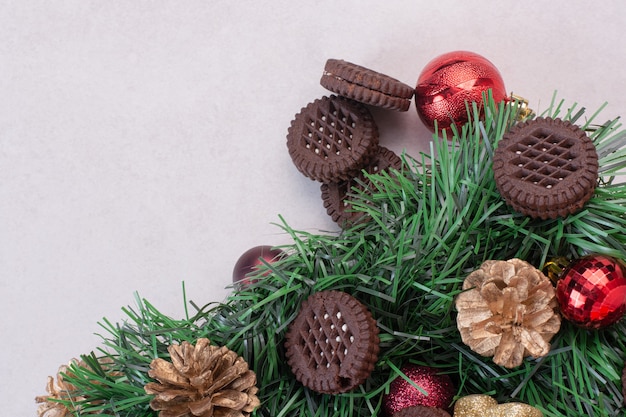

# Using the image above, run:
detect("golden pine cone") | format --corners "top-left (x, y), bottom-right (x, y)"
top-left (455, 259), bottom-right (561, 369)
top-left (35, 359), bottom-right (85, 417)
top-left (144, 338), bottom-right (260, 417)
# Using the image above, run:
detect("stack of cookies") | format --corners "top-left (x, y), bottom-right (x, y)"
top-left (286, 59), bottom-right (413, 227)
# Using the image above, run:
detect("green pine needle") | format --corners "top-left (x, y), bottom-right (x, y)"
top-left (52, 95), bottom-right (626, 417)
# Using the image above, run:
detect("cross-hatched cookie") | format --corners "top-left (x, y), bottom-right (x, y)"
top-left (493, 117), bottom-right (598, 220)
top-left (284, 290), bottom-right (380, 394)
top-left (321, 59), bottom-right (414, 111)
top-left (286, 95), bottom-right (379, 182)
top-left (321, 146), bottom-right (403, 227)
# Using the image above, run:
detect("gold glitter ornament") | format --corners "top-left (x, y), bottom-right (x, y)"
top-left (453, 394), bottom-right (543, 417)
top-left (489, 402), bottom-right (544, 417)
top-left (453, 395), bottom-right (497, 417)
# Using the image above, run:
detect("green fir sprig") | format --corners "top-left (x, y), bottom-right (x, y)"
top-left (53, 292), bottom-right (212, 416)
top-left (52, 95), bottom-right (626, 417)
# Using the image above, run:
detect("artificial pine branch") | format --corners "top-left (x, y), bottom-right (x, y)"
top-left (47, 95), bottom-right (626, 417)
top-left (55, 293), bottom-right (211, 416)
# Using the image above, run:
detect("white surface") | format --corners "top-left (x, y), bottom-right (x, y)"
top-left (2, 1), bottom-right (626, 414)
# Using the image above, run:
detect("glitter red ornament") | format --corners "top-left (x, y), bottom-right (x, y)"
top-left (382, 364), bottom-right (455, 415)
top-left (414, 51), bottom-right (507, 135)
top-left (232, 245), bottom-right (284, 286)
top-left (556, 254), bottom-right (626, 329)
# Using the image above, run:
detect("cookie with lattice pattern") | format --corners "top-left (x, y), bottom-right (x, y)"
top-left (493, 117), bottom-right (598, 219)
top-left (286, 95), bottom-right (379, 182)
top-left (321, 59), bottom-right (414, 111)
top-left (321, 146), bottom-right (403, 227)
top-left (284, 290), bottom-right (379, 394)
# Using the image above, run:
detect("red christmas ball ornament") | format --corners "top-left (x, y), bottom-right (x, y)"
top-left (556, 254), bottom-right (626, 329)
top-left (232, 245), bottom-right (284, 286)
top-left (382, 364), bottom-right (455, 415)
top-left (415, 50), bottom-right (507, 135)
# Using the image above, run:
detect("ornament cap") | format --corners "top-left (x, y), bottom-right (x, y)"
top-left (542, 256), bottom-right (571, 284)
top-left (508, 93), bottom-right (534, 120)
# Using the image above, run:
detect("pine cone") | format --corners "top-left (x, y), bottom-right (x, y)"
top-left (455, 259), bottom-right (561, 368)
top-left (35, 359), bottom-right (85, 417)
top-left (144, 338), bottom-right (260, 417)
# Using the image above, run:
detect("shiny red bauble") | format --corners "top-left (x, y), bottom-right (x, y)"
top-left (556, 254), bottom-right (626, 329)
top-left (232, 245), bottom-right (284, 286)
top-left (382, 364), bottom-right (455, 415)
top-left (415, 50), bottom-right (507, 135)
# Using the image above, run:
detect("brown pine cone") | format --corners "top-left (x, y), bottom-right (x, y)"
top-left (34, 359), bottom-right (108, 417)
top-left (144, 338), bottom-right (260, 417)
top-left (35, 360), bottom-right (84, 417)
top-left (455, 259), bottom-right (561, 368)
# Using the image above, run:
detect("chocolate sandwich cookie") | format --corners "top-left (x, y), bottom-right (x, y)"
top-left (321, 146), bottom-right (403, 227)
top-left (321, 59), bottom-right (415, 111)
top-left (493, 117), bottom-right (598, 220)
top-left (286, 95), bottom-right (379, 182)
top-left (392, 406), bottom-right (451, 417)
top-left (284, 290), bottom-right (379, 394)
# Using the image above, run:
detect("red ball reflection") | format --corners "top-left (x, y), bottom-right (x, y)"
top-left (556, 254), bottom-right (626, 329)
top-left (232, 245), bottom-right (284, 286)
top-left (415, 50), bottom-right (507, 135)
top-left (382, 364), bottom-right (455, 414)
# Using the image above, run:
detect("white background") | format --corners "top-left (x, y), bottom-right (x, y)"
top-left (2, 1), bottom-right (626, 415)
